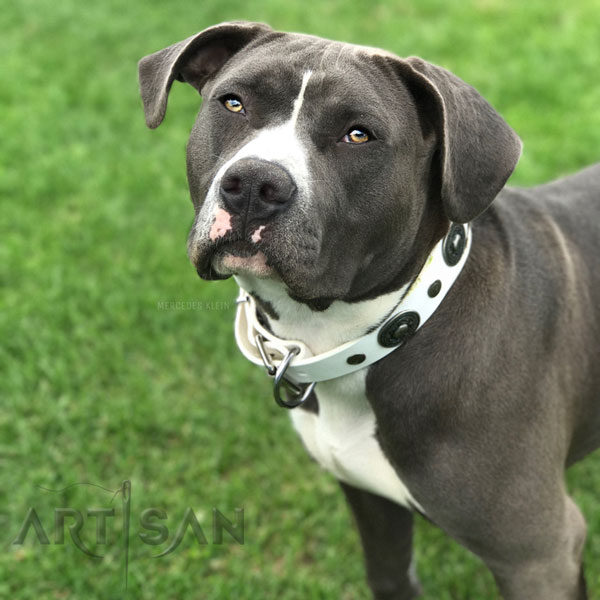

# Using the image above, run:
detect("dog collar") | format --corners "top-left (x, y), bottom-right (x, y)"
top-left (234, 223), bottom-right (471, 408)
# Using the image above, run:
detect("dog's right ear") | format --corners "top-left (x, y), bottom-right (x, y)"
top-left (138, 21), bottom-right (272, 129)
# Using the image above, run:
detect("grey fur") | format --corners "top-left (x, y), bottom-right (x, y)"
top-left (138, 22), bottom-right (598, 599)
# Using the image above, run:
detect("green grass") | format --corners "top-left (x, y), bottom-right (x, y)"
top-left (2, 0), bottom-right (599, 598)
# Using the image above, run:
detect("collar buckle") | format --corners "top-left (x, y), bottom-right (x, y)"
top-left (254, 334), bottom-right (277, 376)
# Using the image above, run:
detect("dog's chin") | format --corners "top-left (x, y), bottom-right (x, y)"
top-left (214, 251), bottom-right (274, 278)
top-left (197, 241), bottom-right (336, 305)
top-left (201, 241), bottom-right (275, 280)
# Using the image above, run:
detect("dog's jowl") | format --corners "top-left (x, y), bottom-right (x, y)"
top-left (139, 22), bottom-right (599, 600)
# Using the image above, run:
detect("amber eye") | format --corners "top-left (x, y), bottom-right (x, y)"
top-left (343, 128), bottom-right (371, 144)
top-left (222, 95), bottom-right (245, 114)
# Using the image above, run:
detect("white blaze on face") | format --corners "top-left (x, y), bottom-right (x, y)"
top-left (212, 70), bottom-right (313, 193)
top-left (290, 70), bottom-right (312, 128)
top-left (192, 71), bottom-right (315, 254)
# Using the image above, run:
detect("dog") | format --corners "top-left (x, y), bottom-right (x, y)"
top-left (138, 21), bottom-right (599, 599)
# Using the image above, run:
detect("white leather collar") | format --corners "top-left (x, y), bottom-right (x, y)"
top-left (234, 223), bottom-right (471, 390)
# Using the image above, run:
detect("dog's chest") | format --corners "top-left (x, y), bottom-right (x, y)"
top-left (289, 371), bottom-right (421, 510)
top-left (234, 276), bottom-right (421, 510)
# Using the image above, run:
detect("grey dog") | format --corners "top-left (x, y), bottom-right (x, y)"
top-left (138, 21), bottom-right (599, 599)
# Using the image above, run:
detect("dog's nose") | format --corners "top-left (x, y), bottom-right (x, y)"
top-left (219, 158), bottom-right (296, 219)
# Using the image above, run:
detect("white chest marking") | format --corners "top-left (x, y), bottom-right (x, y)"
top-left (232, 279), bottom-right (423, 511)
top-left (289, 371), bottom-right (423, 511)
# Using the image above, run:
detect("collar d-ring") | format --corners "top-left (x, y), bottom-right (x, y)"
top-left (273, 348), bottom-right (316, 409)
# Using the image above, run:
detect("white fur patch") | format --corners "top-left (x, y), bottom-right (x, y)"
top-left (290, 70), bottom-right (312, 128)
top-left (251, 225), bottom-right (266, 243)
top-left (234, 276), bottom-right (408, 353)
top-left (209, 208), bottom-right (232, 241)
top-left (290, 371), bottom-right (422, 511)
top-left (223, 123), bottom-right (310, 190)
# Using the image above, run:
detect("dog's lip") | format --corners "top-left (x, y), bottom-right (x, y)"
top-left (216, 239), bottom-right (258, 258)
top-left (197, 240), bottom-right (275, 280)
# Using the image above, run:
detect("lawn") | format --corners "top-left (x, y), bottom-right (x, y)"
top-left (2, 0), bottom-right (599, 598)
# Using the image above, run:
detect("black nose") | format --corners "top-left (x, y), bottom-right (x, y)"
top-left (219, 158), bottom-right (296, 220)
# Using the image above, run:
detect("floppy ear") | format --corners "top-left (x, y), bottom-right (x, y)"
top-left (396, 57), bottom-right (522, 223)
top-left (138, 21), bottom-right (272, 129)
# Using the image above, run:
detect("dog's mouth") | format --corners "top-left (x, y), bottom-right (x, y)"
top-left (198, 240), bottom-right (275, 280)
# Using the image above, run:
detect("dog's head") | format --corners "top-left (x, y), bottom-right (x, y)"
top-left (139, 22), bottom-right (521, 308)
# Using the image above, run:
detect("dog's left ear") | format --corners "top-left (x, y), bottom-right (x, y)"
top-left (395, 57), bottom-right (522, 223)
top-left (138, 21), bottom-right (272, 129)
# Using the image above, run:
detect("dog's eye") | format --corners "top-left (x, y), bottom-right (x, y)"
top-left (343, 128), bottom-right (371, 144)
top-left (222, 95), bottom-right (245, 114)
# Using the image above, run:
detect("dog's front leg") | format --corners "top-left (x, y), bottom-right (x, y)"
top-left (340, 482), bottom-right (420, 600)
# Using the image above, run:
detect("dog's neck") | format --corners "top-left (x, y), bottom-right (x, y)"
top-left (232, 221), bottom-right (441, 356)
top-left (234, 275), bottom-right (408, 355)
